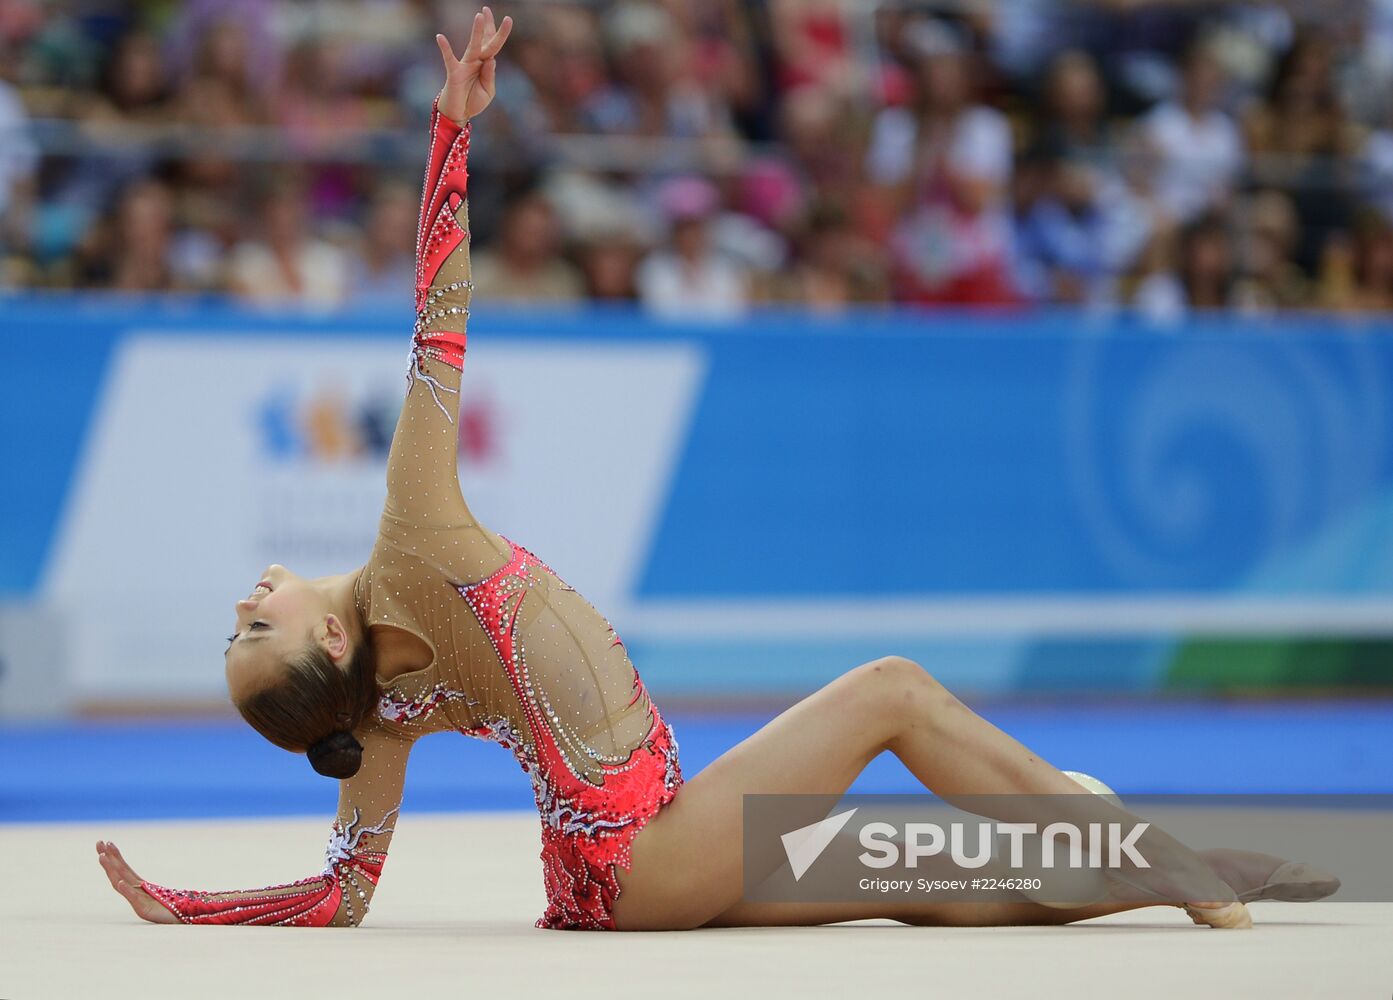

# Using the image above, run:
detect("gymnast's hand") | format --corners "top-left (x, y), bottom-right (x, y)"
top-left (435, 6), bottom-right (513, 124)
top-left (95, 841), bottom-right (178, 924)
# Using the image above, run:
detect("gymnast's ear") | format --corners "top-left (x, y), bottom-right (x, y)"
top-left (318, 614), bottom-right (351, 663)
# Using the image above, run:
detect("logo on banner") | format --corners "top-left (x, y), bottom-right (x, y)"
top-left (256, 382), bottom-right (499, 465)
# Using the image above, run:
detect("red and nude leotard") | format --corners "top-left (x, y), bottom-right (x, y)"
top-left (141, 101), bottom-right (683, 931)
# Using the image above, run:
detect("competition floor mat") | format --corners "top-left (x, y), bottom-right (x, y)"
top-left (4, 701), bottom-right (1390, 998)
top-left (2, 813), bottom-right (1390, 999)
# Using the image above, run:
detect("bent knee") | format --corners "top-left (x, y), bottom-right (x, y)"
top-left (867, 654), bottom-right (923, 675)
top-left (859, 655), bottom-right (941, 690)
top-left (854, 656), bottom-right (955, 725)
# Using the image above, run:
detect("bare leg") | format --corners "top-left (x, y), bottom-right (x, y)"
top-left (705, 847), bottom-right (1322, 928)
top-left (706, 849), bottom-right (1339, 928)
top-left (614, 656), bottom-right (1231, 930)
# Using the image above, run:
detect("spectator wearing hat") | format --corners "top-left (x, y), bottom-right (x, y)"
top-left (636, 176), bottom-right (748, 319)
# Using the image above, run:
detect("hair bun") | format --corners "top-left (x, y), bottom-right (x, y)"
top-left (307, 730), bottom-right (363, 778)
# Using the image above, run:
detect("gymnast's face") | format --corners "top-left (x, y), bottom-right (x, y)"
top-left (224, 565), bottom-right (346, 700)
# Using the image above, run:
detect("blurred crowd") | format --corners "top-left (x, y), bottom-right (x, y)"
top-left (5, 0), bottom-right (1393, 318)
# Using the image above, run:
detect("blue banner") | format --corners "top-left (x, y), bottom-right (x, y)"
top-left (4, 297), bottom-right (1393, 698)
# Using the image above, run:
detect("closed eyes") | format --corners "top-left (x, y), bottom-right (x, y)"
top-left (226, 621), bottom-right (268, 647)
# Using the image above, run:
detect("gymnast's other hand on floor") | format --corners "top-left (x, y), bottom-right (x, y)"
top-left (434, 5), bottom-right (513, 125)
top-left (95, 841), bottom-right (178, 924)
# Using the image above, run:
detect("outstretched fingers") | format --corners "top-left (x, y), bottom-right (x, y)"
top-left (97, 844), bottom-right (140, 904)
top-left (435, 9), bottom-right (513, 120)
top-left (436, 32), bottom-right (459, 69)
top-left (97, 841), bottom-right (136, 887)
top-left (481, 15), bottom-right (512, 58)
top-left (440, 10), bottom-right (510, 70)
top-left (108, 841), bottom-right (141, 880)
top-left (462, 10), bottom-right (487, 61)
top-left (96, 841), bottom-right (177, 923)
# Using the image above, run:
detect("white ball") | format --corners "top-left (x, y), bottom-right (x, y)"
top-left (1017, 770), bottom-right (1123, 909)
top-left (1061, 770), bottom-right (1123, 807)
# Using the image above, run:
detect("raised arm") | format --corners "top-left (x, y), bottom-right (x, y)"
top-left (97, 724), bottom-right (413, 928)
top-left (384, 10), bottom-right (512, 535)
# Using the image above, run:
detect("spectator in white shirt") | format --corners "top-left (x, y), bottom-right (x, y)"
top-left (1138, 44), bottom-right (1244, 226)
top-left (229, 182), bottom-right (350, 307)
top-left (637, 177), bottom-right (748, 320)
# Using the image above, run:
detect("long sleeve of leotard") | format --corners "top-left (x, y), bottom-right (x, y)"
top-left (379, 97), bottom-right (508, 584)
top-left (139, 721), bottom-right (415, 927)
top-left (135, 106), bottom-right (512, 929)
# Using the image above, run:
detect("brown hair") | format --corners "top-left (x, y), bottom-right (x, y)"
top-left (235, 641), bottom-right (379, 779)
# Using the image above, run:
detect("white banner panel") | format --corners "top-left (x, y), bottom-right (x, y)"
top-left (42, 333), bottom-right (705, 700)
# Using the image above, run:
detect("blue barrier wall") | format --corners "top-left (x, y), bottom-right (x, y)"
top-left (4, 296), bottom-right (1393, 699)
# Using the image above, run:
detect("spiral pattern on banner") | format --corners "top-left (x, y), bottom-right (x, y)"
top-left (1063, 332), bottom-right (1387, 588)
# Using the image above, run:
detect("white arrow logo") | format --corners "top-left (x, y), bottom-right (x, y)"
top-left (781, 808), bottom-right (859, 881)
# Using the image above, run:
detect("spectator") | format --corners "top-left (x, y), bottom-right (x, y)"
top-left (1012, 145), bottom-right (1150, 307)
top-left (174, 18), bottom-right (266, 129)
top-left (0, 62), bottom-right (37, 287)
top-left (1318, 210), bottom-right (1393, 312)
top-left (1133, 213), bottom-right (1238, 319)
top-left (677, 0), bottom-right (765, 141)
top-left (87, 31), bottom-right (171, 123)
top-left (637, 176), bottom-right (748, 318)
top-left (346, 182), bottom-right (417, 304)
top-left (229, 180), bottom-right (351, 306)
top-left (516, 6), bottom-right (610, 136)
top-left (1244, 30), bottom-right (1358, 273)
top-left (1036, 51), bottom-right (1112, 165)
top-left (1245, 31), bottom-right (1355, 173)
top-left (479, 18), bottom-right (576, 155)
top-left (581, 2), bottom-right (731, 139)
top-left (1179, 215), bottom-right (1238, 309)
top-left (1361, 126), bottom-right (1393, 225)
top-left (276, 38), bottom-right (374, 152)
top-left (776, 202), bottom-right (890, 311)
top-left (770, 0), bottom-right (855, 95)
top-left (470, 188), bottom-right (585, 303)
top-left (1232, 189), bottom-right (1309, 311)
top-left (71, 179), bottom-right (182, 292)
top-left (578, 230), bottom-right (644, 301)
top-left (772, 84), bottom-right (869, 225)
top-left (0, 70), bottom-right (37, 228)
top-left (1137, 43), bottom-right (1244, 226)
top-left (8, 0), bottom-right (1393, 316)
top-left (867, 19), bottom-right (1017, 304)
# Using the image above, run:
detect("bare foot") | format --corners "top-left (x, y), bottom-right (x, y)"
top-left (1199, 848), bottom-right (1340, 903)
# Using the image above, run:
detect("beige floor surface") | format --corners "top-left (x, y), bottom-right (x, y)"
top-left (2, 813), bottom-right (1388, 1000)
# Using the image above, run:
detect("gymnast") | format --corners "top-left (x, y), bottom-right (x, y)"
top-left (96, 8), bottom-right (1332, 932)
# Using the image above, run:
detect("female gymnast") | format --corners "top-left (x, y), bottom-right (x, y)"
top-left (96, 9), bottom-right (1332, 933)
